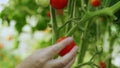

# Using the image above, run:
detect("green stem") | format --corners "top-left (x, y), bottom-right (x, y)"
top-left (68, 0), bottom-right (72, 15)
top-left (74, 62), bottom-right (90, 68)
top-left (108, 31), bottom-right (117, 68)
top-left (78, 26), bottom-right (84, 32)
top-left (65, 12), bottom-right (92, 36)
top-left (108, 40), bottom-right (113, 68)
top-left (105, 0), bottom-right (110, 7)
top-left (76, 21), bottom-right (89, 65)
top-left (50, 6), bottom-right (58, 44)
top-left (110, 1), bottom-right (120, 13)
top-left (58, 18), bottom-right (81, 31)
top-left (66, 0), bottom-right (76, 33)
top-left (90, 53), bottom-right (98, 62)
top-left (81, 0), bottom-right (86, 12)
top-left (22, 7), bottom-right (36, 15)
top-left (87, 0), bottom-right (90, 11)
top-left (74, 62), bottom-right (100, 68)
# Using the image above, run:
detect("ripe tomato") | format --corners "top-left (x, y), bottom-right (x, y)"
top-left (50, 0), bottom-right (68, 9)
top-left (91, 0), bottom-right (101, 7)
top-left (57, 37), bottom-right (75, 56)
top-left (47, 11), bottom-right (51, 17)
top-left (99, 62), bottom-right (106, 68)
top-left (0, 43), bottom-right (3, 49)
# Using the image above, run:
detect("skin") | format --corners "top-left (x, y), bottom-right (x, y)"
top-left (16, 37), bottom-right (78, 68)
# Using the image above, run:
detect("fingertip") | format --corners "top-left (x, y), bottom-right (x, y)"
top-left (66, 37), bottom-right (73, 42)
top-left (61, 37), bottom-right (73, 45)
top-left (64, 46), bottom-right (78, 57)
top-left (67, 46), bottom-right (78, 57)
top-left (72, 46), bottom-right (79, 52)
top-left (71, 45), bottom-right (78, 52)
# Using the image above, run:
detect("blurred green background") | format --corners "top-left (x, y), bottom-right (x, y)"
top-left (0, 0), bottom-right (52, 67)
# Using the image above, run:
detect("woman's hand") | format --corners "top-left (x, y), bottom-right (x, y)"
top-left (16, 37), bottom-right (78, 68)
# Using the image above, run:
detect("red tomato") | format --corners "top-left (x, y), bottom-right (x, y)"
top-left (50, 0), bottom-right (68, 9)
top-left (91, 0), bottom-right (101, 7)
top-left (47, 11), bottom-right (51, 17)
top-left (99, 62), bottom-right (106, 68)
top-left (57, 37), bottom-right (75, 56)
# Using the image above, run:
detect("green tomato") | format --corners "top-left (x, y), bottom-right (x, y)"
top-left (36, 0), bottom-right (50, 7)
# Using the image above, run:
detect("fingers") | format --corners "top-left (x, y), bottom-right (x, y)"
top-left (46, 37), bottom-right (74, 58)
top-left (64, 58), bottom-right (76, 68)
top-left (32, 37), bottom-right (74, 65)
top-left (47, 46), bottom-right (78, 68)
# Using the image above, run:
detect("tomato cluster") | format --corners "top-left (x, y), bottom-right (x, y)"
top-left (57, 37), bottom-right (75, 56)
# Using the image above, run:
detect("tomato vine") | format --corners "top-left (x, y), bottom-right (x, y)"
top-left (50, 0), bottom-right (120, 67)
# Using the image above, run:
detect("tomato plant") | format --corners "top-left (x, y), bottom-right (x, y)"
top-left (50, 0), bottom-right (120, 67)
top-left (50, 0), bottom-right (68, 9)
top-left (1, 0), bottom-right (120, 68)
top-left (57, 37), bottom-right (75, 56)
